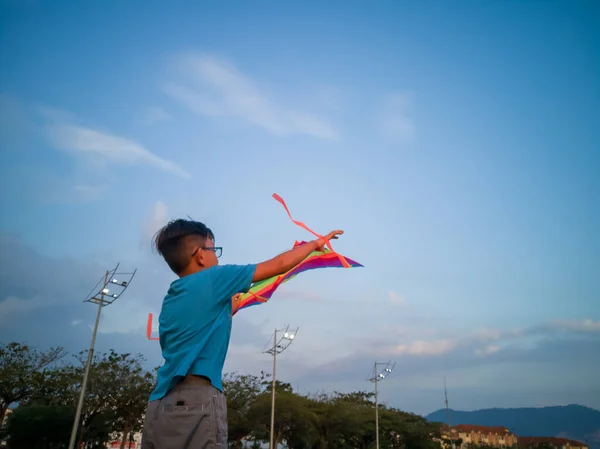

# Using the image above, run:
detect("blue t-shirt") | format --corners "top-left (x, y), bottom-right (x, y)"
top-left (149, 264), bottom-right (257, 401)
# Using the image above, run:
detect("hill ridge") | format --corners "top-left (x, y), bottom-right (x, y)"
top-left (425, 404), bottom-right (600, 449)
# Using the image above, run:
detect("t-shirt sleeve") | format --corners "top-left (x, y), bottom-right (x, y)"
top-left (210, 264), bottom-right (257, 305)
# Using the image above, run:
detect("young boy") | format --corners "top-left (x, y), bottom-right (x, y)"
top-left (141, 219), bottom-right (342, 449)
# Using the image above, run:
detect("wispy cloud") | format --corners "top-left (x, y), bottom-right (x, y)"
top-left (165, 52), bottom-right (339, 140)
top-left (388, 290), bottom-right (406, 306)
top-left (143, 200), bottom-right (169, 243)
top-left (545, 318), bottom-right (600, 333)
top-left (0, 296), bottom-right (43, 322)
top-left (39, 107), bottom-right (190, 178)
top-left (475, 345), bottom-right (501, 356)
top-left (377, 92), bottom-right (416, 142)
top-left (388, 319), bottom-right (600, 359)
top-left (141, 106), bottom-right (171, 126)
top-left (44, 123), bottom-right (190, 178)
top-left (296, 318), bottom-right (600, 398)
top-left (396, 339), bottom-right (457, 356)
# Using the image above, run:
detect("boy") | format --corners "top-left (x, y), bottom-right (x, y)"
top-left (141, 218), bottom-right (342, 448)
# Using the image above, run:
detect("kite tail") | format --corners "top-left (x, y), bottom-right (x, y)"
top-left (272, 193), bottom-right (350, 268)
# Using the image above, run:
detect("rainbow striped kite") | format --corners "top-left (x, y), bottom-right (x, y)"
top-left (232, 240), bottom-right (363, 315)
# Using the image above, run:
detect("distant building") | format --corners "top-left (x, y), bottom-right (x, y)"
top-left (107, 431), bottom-right (142, 448)
top-left (441, 424), bottom-right (518, 448)
top-left (518, 436), bottom-right (588, 449)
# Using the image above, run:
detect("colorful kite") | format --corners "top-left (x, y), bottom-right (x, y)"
top-left (232, 240), bottom-right (362, 315)
top-left (146, 193), bottom-right (362, 340)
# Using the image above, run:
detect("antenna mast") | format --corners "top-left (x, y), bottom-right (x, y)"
top-left (445, 377), bottom-right (455, 449)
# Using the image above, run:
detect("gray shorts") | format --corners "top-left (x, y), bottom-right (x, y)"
top-left (141, 375), bottom-right (228, 449)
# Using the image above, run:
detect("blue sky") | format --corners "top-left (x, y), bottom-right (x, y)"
top-left (1, 0), bottom-right (599, 415)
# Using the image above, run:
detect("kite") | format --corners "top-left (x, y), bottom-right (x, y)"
top-left (232, 240), bottom-right (362, 315)
top-left (146, 193), bottom-right (363, 340)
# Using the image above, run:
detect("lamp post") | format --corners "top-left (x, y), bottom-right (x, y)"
top-left (368, 361), bottom-right (395, 449)
top-left (263, 325), bottom-right (299, 449)
top-left (67, 264), bottom-right (136, 449)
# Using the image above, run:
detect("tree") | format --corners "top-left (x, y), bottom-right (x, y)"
top-left (3, 404), bottom-right (73, 449)
top-left (1, 339), bottom-right (444, 449)
top-left (23, 349), bottom-right (153, 449)
top-left (222, 372), bottom-right (264, 448)
top-left (248, 391), bottom-right (319, 449)
top-left (0, 341), bottom-right (66, 427)
top-left (52, 354), bottom-right (109, 449)
top-left (66, 350), bottom-right (152, 449)
top-left (103, 352), bottom-right (155, 449)
top-left (309, 391), bottom-right (378, 449)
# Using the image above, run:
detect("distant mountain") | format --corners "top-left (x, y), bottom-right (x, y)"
top-left (426, 405), bottom-right (600, 449)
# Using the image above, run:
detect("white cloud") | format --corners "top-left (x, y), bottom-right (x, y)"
top-left (0, 296), bottom-right (42, 321)
top-left (165, 53), bottom-right (339, 140)
top-left (475, 345), bottom-right (501, 356)
top-left (141, 106), bottom-right (171, 126)
top-left (382, 318), bottom-right (600, 360)
top-left (547, 319), bottom-right (600, 333)
top-left (144, 201), bottom-right (169, 242)
top-left (474, 328), bottom-right (503, 340)
top-left (396, 339), bottom-right (457, 356)
top-left (388, 290), bottom-right (405, 306)
top-left (377, 92), bottom-right (415, 142)
top-left (43, 123), bottom-right (190, 178)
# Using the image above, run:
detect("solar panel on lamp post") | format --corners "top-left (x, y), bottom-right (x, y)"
top-left (368, 361), bottom-right (396, 449)
top-left (67, 263), bottom-right (137, 449)
top-left (263, 325), bottom-right (299, 449)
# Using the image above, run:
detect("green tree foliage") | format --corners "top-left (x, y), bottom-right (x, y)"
top-left (249, 391), bottom-right (320, 449)
top-left (0, 341), bottom-right (66, 427)
top-left (221, 374), bottom-right (443, 449)
top-left (3, 404), bottom-right (73, 449)
top-left (1, 340), bottom-right (442, 449)
top-left (223, 372), bottom-right (265, 448)
top-left (1, 342), bottom-right (155, 449)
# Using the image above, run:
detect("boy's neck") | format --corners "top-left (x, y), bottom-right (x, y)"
top-left (179, 265), bottom-right (208, 278)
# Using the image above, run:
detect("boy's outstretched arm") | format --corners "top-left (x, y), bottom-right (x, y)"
top-left (252, 230), bottom-right (343, 283)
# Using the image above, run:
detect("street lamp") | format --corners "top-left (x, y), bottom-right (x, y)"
top-left (368, 361), bottom-right (396, 449)
top-left (67, 263), bottom-right (137, 449)
top-left (263, 325), bottom-right (299, 449)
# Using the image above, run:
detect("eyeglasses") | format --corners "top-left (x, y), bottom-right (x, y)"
top-left (192, 246), bottom-right (223, 258)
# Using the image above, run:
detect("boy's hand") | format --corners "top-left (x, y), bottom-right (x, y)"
top-left (315, 230), bottom-right (343, 251)
top-left (253, 230), bottom-right (343, 283)
top-left (232, 293), bottom-right (243, 307)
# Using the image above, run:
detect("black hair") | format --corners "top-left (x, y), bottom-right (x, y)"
top-left (153, 219), bottom-right (215, 275)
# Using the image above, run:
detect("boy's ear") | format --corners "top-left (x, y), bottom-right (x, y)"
top-left (193, 248), bottom-right (204, 266)
top-left (195, 247), bottom-right (211, 267)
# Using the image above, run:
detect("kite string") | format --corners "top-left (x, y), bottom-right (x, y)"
top-left (272, 193), bottom-right (350, 268)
